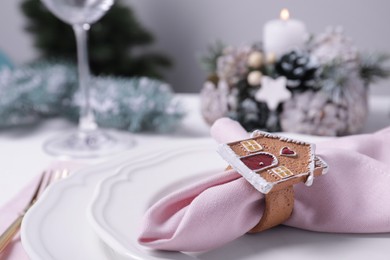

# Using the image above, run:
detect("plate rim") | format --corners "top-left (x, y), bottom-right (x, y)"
top-left (87, 144), bottom-right (219, 259)
top-left (20, 138), bottom-right (215, 260)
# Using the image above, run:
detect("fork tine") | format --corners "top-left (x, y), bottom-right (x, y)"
top-left (52, 169), bottom-right (68, 181)
top-left (55, 170), bottom-right (62, 180)
top-left (61, 170), bottom-right (70, 179)
top-left (42, 169), bottom-right (67, 191)
top-left (23, 172), bottom-right (48, 212)
top-left (42, 171), bottom-right (54, 191)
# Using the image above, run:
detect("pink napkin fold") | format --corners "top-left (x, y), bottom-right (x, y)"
top-left (138, 118), bottom-right (390, 252)
top-left (0, 177), bottom-right (38, 260)
top-left (0, 162), bottom-right (84, 260)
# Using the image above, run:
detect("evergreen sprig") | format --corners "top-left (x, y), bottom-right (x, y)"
top-left (0, 61), bottom-right (183, 131)
top-left (359, 52), bottom-right (390, 85)
top-left (199, 41), bottom-right (225, 75)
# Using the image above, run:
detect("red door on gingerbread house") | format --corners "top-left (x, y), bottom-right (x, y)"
top-left (240, 152), bottom-right (278, 171)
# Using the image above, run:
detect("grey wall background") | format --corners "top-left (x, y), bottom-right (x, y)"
top-left (1, 0), bottom-right (390, 95)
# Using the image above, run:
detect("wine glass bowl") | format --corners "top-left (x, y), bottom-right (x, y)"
top-left (41, 0), bottom-right (135, 158)
top-left (41, 0), bottom-right (114, 25)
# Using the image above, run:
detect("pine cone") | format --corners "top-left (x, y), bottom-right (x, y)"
top-left (232, 97), bottom-right (270, 132)
top-left (216, 46), bottom-right (252, 86)
top-left (310, 27), bottom-right (358, 65)
top-left (280, 80), bottom-right (368, 136)
top-left (200, 80), bottom-right (229, 125)
top-left (275, 51), bottom-right (318, 92)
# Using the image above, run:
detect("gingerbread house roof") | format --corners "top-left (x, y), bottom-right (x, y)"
top-left (218, 130), bottom-right (321, 194)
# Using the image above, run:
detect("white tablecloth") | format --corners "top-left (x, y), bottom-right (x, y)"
top-left (1, 94), bottom-right (389, 206)
top-left (0, 94), bottom-right (206, 206)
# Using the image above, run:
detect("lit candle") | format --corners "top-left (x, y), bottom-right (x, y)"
top-left (263, 9), bottom-right (308, 58)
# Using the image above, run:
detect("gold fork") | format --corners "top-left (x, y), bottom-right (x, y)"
top-left (0, 169), bottom-right (69, 253)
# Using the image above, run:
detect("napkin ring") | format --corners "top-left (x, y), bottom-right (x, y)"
top-left (218, 130), bottom-right (328, 233)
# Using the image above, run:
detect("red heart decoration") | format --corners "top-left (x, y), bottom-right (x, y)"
top-left (281, 146), bottom-right (296, 156)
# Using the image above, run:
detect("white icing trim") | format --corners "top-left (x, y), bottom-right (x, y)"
top-left (250, 130), bottom-right (262, 138)
top-left (305, 143), bottom-right (316, 186)
top-left (251, 130), bottom-right (314, 146)
top-left (315, 156), bottom-right (329, 175)
top-left (217, 144), bottom-right (274, 194)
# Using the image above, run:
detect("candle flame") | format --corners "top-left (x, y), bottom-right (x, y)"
top-left (280, 8), bottom-right (290, 20)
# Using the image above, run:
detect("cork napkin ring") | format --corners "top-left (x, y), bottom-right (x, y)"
top-left (218, 130), bottom-right (328, 233)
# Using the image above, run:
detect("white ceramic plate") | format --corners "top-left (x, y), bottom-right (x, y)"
top-left (88, 143), bottom-right (227, 259)
top-left (21, 139), bottom-right (216, 260)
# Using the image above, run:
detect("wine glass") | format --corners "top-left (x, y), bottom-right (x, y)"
top-left (41, 0), bottom-right (135, 158)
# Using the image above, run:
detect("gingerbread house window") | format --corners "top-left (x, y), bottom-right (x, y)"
top-left (270, 166), bottom-right (294, 179)
top-left (240, 140), bottom-right (263, 153)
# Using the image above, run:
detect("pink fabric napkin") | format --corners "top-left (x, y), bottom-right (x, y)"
top-left (0, 162), bottom-right (84, 260)
top-left (0, 177), bottom-right (38, 260)
top-left (138, 118), bottom-right (390, 252)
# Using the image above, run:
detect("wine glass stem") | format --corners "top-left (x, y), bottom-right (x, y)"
top-left (73, 23), bottom-right (97, 132)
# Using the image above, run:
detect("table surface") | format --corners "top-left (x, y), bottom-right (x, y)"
top-left (1, 93), bottom-right (390, 259)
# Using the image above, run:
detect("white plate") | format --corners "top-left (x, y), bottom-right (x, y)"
top-left (88, 143), bottom-right (227, 259)
top-left (21, 139), bottom-right (216, 260)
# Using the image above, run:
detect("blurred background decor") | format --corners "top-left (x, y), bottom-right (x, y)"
top-left (0, 50), bottom-right (13, 70)
top-left (200, 23), bottom-right (390, 136)
top-left (0, 0), bottom-right (185, 134)
top-left (3, 1), bottom-right (390, 94)
top-left (0, 61), bottom-right (184, 132)
top-left (20, 0), bottom-right (171, 79)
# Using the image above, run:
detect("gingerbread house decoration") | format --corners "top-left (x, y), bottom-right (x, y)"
top-left (217, 130), bottom-right (328, 194)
